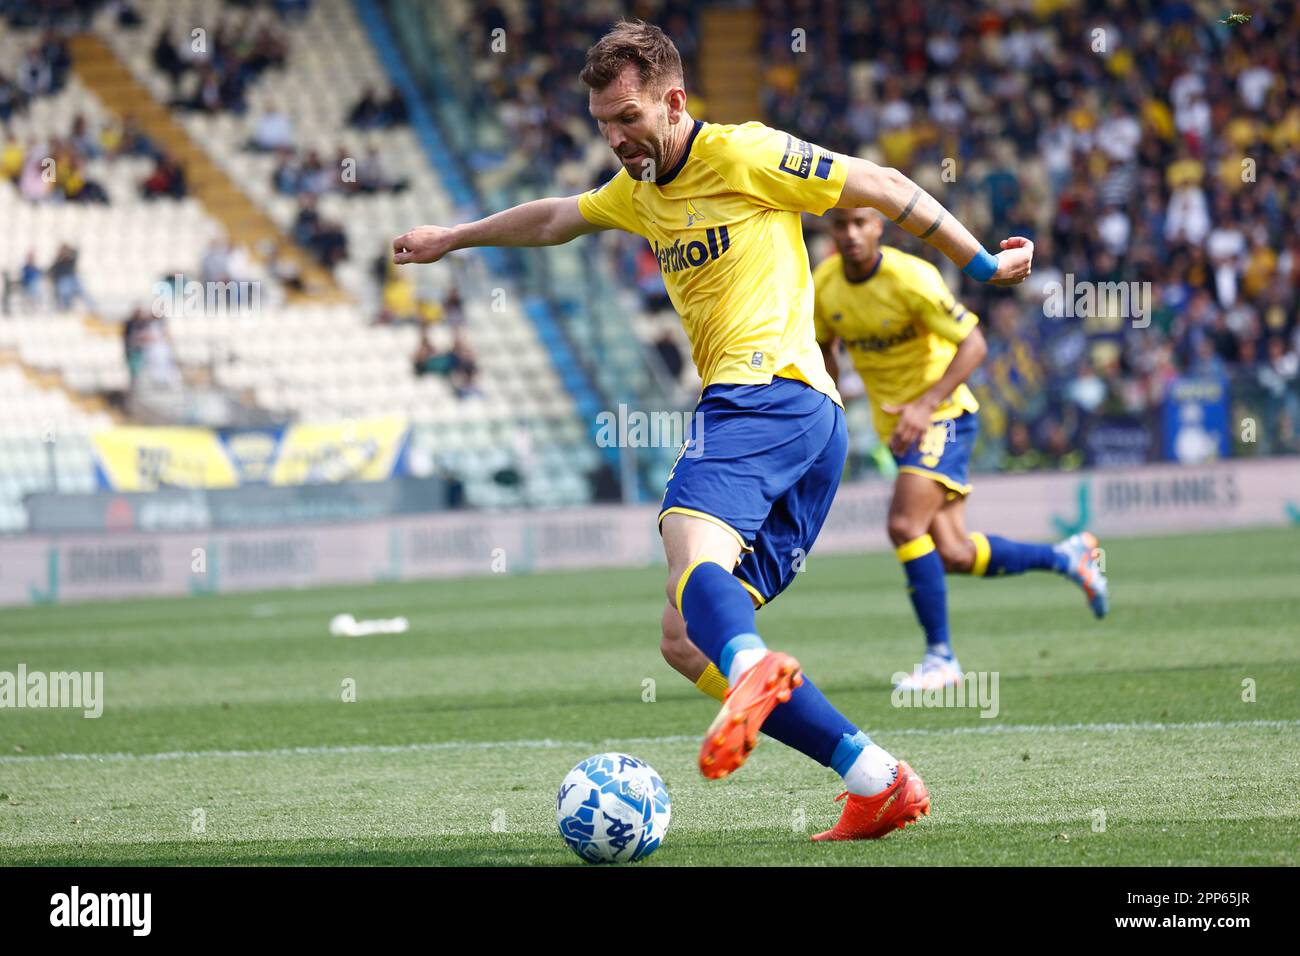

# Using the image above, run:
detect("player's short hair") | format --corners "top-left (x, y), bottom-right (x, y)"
top-left (580, 19), bottom-right (684, 94)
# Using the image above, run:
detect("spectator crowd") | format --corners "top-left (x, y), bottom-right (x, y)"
top-left (463, 0), bottom-right (1300, 464)
top-left (6, 0), bottom-right (1295, 466)
top-left (755, 0), bottom-right (1300, 461)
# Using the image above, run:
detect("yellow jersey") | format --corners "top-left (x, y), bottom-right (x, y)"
top-left (578, 120), bottom-right (846, 404)
top-left (813, 245), bottom-right (979, 442)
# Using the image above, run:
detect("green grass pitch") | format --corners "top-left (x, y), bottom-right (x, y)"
top-left (1, 526), bottom-right (1297, 866)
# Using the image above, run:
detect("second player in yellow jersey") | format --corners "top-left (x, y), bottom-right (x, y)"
top-left (813, 241), bottom-right (980, 449)
top-left (815, 207), bottom-right (1108, 695)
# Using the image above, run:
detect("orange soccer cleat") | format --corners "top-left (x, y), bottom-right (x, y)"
top-left (698, 651), bottom-right (802, 779)
top-left (811, 760), bottom-right (931, 841)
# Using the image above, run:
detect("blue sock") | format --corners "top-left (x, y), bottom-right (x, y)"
top-left (969, 532), bottom-right (1066, 576)
top-left (677, 559), bottom-right (761, 667)
top-left (678, 560), bottom-right (860, 768)
top-left (761, 679), bottom-right (862, 767)
top-left (897, 534), bottom-right (951, 658)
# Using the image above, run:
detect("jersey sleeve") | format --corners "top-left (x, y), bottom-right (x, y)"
top-left (912, 260), bottom-right (979, 344)
top-left (577, 169), bottom-right (643, 235)
top-left (705, 123), bottom-right (848, 215)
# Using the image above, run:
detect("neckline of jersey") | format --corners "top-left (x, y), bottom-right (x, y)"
top-left (655, 119), bottom-right (705, 187)
top-left (842, 249), bottom-right (884, 284)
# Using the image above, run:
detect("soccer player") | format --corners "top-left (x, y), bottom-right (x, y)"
top-left (813, 207), bottom-right (1109, 692)
top-left (393, 20), bottom-right (1033, 841)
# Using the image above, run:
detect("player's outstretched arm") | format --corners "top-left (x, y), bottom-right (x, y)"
top-left (837, 157), bottom-right (1032, 286)
top-left (393, 195), bottom-right (601, 265)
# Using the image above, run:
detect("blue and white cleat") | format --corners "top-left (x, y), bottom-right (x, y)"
top-left (1056, 531), bottom-right (1108, 618)
top-left (893, 652), bottom-right (963, 692)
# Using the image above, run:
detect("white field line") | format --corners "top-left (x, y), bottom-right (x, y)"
top-left (1, 719), bottom-right (1297, 765)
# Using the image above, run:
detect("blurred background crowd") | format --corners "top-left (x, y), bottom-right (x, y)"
top-left (0, 0), bottom-right (1295, 535)
top-left (467, 0), bottom-right (1300, 469)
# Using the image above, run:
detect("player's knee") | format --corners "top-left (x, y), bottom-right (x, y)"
top-left (886, 512), bottom-right (926, 546)
top-left (664, 557), bottom-right (721, 608)
top-left (664, 558), bottom-right (699, 606)
top-left (938, 538), bottom-right (976, 573)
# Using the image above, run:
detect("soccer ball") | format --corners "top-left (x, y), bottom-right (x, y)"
top-left (556, 753), bottom-right (671, 863)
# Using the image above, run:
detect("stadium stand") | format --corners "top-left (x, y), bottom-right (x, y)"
top-left (2, 0), bottom-right (1296, 534)
top-left (392, 0), bottom-right (1300, 473)
top-left (751, 0), bottom-right (1300, 466)
top-left (0, 0), bottom-right (606, 530)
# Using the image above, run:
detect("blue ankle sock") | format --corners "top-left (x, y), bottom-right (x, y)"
top-left (830, 730), bottom-right (873, 776)
top-left (897, 534), bottom-right (952, 658)
top-left (678, 560), bottom-right (860, 768)
top-left (970, 532), bottom-right (1065, 576)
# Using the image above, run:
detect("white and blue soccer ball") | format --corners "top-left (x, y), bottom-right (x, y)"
top-left (556, 753), bottom-right (671, 864)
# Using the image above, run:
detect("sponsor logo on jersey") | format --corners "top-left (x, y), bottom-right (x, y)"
top-left (779, 136), bottom-right (814, 178)
top-left (653, 226), bottom-right (731, 274)
top-left (843, 322), bottom-right (919, 353)
top-left (779, 135), bottom-right (834, 180)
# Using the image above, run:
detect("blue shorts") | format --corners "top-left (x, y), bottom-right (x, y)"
top-left (659, 377), bottom-right (847, 606)
top-left (894, 410), bottom-right (978, 498)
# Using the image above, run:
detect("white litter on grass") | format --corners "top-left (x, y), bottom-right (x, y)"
top-left (329, 613), bottom-right (410, 637)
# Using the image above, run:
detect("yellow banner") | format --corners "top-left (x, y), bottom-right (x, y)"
top-left (93, 428), bottom-right (239, 491)
top-left (269, 417), bottom-right (408, 485)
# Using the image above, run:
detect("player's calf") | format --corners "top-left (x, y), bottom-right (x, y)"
top-left (934, 535), bottom-right (977, 573)
top-left (660, 601), bottom-right (728, 699)
top-left (893, 532), bottom-right (955, 664)
top-left (888, 474), bottom-right (957, 670)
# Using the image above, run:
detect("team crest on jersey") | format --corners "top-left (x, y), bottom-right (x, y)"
top-left (685, 199), bottom-right (706, 227)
